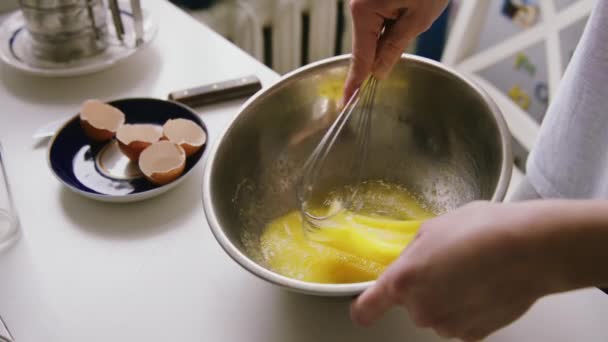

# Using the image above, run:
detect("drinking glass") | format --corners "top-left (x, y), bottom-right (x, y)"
top-left (0, 314), bottom-right (13, 342)
top-left (0, 142), bottom-right (19, 248)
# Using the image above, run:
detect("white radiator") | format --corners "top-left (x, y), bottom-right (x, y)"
top-left (189, 0), bottom-right (430, 74)
top-left (191, 0), bottom-right (352, 74)
top-left (0, 0), bottom-right (18, 13)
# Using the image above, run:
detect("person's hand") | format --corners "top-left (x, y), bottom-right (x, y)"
top-left (350, 201), bottom-right (563, 341)
top-left (343, 0), bottom-right (450, 103)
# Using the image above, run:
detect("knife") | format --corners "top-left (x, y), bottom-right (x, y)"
top-left (33, 76), bottom-right (263, 139)
top-left (168, 75), bottom-right (262, 107)
top-left (130, 0), bottom-right (144, 47)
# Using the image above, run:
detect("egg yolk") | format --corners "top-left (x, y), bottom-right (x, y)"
top-left (259, 181), bottom-right (435, 283)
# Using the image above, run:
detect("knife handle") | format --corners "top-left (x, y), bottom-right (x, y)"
top-left (168, 76), bottom-right (262, 108)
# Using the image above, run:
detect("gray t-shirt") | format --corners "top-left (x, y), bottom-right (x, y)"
top-left (527, 0), bottom-right (608, 199)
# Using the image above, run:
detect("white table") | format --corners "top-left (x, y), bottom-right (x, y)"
top-left (0, 1), bottom-right (607, 341)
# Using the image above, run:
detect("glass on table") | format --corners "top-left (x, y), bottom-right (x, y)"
top-left (0, 142), bottom-right (19, 248)
top-left (0, 313), bottom-right (13, 342)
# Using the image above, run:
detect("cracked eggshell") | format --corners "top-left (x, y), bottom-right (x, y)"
top-left (79, 99), bottom-right (126, 142)
top-left (162, 118), bottom-right (207, 157)
top-left (138, 141), bottom-right (186, 185)
top-left (116, 124), bottom-right (163, 161)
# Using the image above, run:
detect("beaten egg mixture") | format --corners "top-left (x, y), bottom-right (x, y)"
top-left (259, 181), bottom-right (435, 283)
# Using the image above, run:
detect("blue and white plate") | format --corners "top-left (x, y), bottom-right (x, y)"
top-left (48, 98), bottom-right (207, 203)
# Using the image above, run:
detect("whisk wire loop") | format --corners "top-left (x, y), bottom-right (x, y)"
top-left (298, 76), bottom-right (379, 229)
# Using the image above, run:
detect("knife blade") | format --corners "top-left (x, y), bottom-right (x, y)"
top-left (130, 0), bottom-right (144, 47)
top-left (168, 75), bottom-right (262, 108)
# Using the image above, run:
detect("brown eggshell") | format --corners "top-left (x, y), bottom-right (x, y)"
top-left (148, 162), bottom-right (186, 185)
top-left (162, 118), bottom-right (207, 157)
top-left (116, 124), bottom-right (163, 162)
top-left (79, 99), bottom-right (125, 142)
top-left (138, 141), bottom-right (186, 185)
top-left (80, 119), bottom-right (115, 142)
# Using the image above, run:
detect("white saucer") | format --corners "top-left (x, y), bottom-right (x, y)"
top-left (0, 3), bottom-right (158, 77)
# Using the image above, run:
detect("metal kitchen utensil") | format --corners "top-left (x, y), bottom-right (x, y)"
top-left (168, 75), bottom-right (262, 107)
top-left (130, 0), bottom-right (144, 47)
top-left (18, 0), bottom-right (109, 62)
top-left (109, 0), bottom-right (125, 41)
top-left (202, 54), bottom-right (513, 296)
top-left (298, 76), bottom-right (378, 230)
top-left (16, 0), bottom-right (145, 63)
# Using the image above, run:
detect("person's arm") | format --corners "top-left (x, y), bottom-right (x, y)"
top-left (533, 200), bottom-right (608, 291)
top-left (350, 200), bottom-right (608, 341)
top-left (343, 0), bottom-right (450, 103)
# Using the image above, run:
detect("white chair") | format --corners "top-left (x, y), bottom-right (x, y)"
top-left (441, 0), bottom-right (595, 198)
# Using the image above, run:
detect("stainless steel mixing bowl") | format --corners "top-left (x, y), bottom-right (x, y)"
top-left (203, 54), bottom-right (512, 296)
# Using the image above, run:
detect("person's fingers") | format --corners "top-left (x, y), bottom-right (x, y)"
top-left (349, 207), bottom-right (429, 327)
top-left (350, 277), bottom-right (395, 326)
top-left (372, 12), bottom-right (425, 79)
top-left (343, 1), bottom-right (385, 104)
top-left (350, 242), bottom-right (420, 326)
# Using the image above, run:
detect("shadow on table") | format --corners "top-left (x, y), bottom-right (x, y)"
top-left (274, 291), bottom-right (446, 342)
top-left (59, 164), bottom-right (203, 241)
top-left (0, 45), bottom-right (162, 106)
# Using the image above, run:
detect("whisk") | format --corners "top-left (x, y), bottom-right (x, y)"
top-left (298, 76), bottom-right (379, 230)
